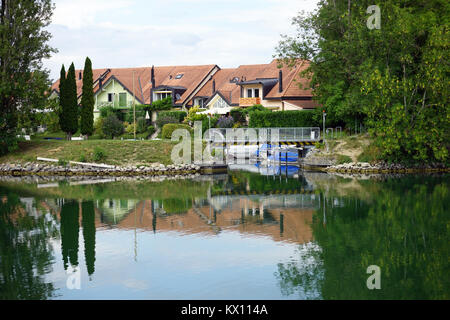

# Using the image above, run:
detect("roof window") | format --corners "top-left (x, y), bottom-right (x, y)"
top-left (175, 73), bottom-right (184, 79)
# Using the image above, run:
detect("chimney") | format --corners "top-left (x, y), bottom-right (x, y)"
top-left (151, 65), bottom-right (155, 88)
top-left (212, 79), bottom-right (216, 93)
top-left (278, 70), bottom-right (283, 93)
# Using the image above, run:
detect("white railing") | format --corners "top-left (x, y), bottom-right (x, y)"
top-left (204, 127), bottom-right (321, 143)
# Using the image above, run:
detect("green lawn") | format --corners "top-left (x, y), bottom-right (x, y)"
top-left (1, 139), bottom-right (178, 166)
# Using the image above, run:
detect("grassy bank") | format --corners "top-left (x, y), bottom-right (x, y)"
top-left (312, 133), bottom-right (376, 164)
top-left (0, 139), bottom-right (177, 166)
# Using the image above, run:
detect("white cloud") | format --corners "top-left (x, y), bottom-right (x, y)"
top-left (44, 0), bottom-right (320, 80)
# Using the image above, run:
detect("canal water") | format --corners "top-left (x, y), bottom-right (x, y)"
top-left (0, 170), bottom-right (448, 300)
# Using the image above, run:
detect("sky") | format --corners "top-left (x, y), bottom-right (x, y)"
top-left (44, 0), bottom-right (320, 81)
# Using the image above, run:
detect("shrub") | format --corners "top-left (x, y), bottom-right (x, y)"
top-left (78, 154), bottom-right (87, 162)
top-left (124, 105), bottom-right (148, 123)
top-left (149, 97), bottom-right (172, 111)
top-left (94, 117), bottom-right (104, 138)
top-left (249, 110), bottom-right (318, 127)
top-left (136, 117), bottom-right (147, 133)
top-left (161, 123), bottom-right (193, 139)
top-left (58, 158), bottom-right (68, 166)
top-left (41, 111), bottom-right (61, 133)
top-left (336, 154), bottom-right (352, 164)
top-left (230, 108), bottom-right (246, 123)
top-left (102, 114), bottom-right (123, 139)
top-left (99, 106), bottom-right (124, 120)
top-left (216, 116), bottom-right (234, 128)
top-left (93, 147), bottom-right (106, 162)
top-left (158, 111), bottom-right (187, 123)
top-left (156, 115), bottom-right (179, 128)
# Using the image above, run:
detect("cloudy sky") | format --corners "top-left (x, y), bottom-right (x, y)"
top-left (44, 0), bottom-right (320, 81)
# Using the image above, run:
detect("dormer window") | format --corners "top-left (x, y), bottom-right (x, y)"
top-left (175, 73), bottom-right (184, 79)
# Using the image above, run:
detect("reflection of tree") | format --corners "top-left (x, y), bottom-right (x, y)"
top-left (276, 176), bottom-right (449, 300)
top-left (82, 201), bottom-right (96, 276)
top-left (275, 243), bottom-right (323, 299)
top-left (0, 189), bottom-right (58, 299)
top-left (60, 200), bottom-right (79, 270)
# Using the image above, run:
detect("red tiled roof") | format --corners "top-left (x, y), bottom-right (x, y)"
top-left (51, 64), bottom-right (217, 105)
top-left (192, 59), bottom-right (314, 106)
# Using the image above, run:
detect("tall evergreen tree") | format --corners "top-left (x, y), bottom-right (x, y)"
top-left (62, 63), bottom-right (79, 140)
top-left (80, 57), bottom-right (94, 138)
top-left (58, 64), bottom-right (67, 132)
top-left (0, 0), bottom-right (56, 155)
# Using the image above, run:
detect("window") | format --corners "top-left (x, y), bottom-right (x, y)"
top-left (108, 93), bottom-right (113, 102)
top-left (247, 89), bottom-right (253, 98)
top-left (175, 74), bottom-right (184, 79)
top-left (156, 92), bottom-right (171, 100)
top-left (213, 97), bottom-right (228, 109)
top-left (119, 93), bottom-right (127, 107)
top-left (254, 89), bottom-right (260, 98)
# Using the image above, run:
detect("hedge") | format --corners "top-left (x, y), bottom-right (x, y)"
top-left (158, 110), bottom-right (187, 123)
top-left (161, 123), bottom-right (193, 139)
top-left (248, 110), bottom-right (318, 128)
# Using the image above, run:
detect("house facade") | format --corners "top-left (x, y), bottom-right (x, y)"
top-left (50, 59), bottom-right (317, 119)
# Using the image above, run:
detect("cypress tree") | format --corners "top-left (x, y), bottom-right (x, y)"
top-left (58, 64), bottom-right (66, 133)
top-left (64, 63), bottom-right (79, 140)
top-left (80, 57), bottom-right (94, 138)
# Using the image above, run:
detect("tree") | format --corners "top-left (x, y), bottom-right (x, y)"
top-left (80, 57), bottom-right (94, 138)
top-left (61, 63), bottom-right (79, 140)
top-left (276, 0), bottom-right (449, 163)
top-left (58, 64), bottom-right (67, 132)
top-left (0, 0), bottom-right (56, 155)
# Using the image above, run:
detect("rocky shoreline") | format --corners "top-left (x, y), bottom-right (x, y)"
top-left (0, 162), bottom-right (202, 177)
top-left (323, 161), bottom-right (449, 174)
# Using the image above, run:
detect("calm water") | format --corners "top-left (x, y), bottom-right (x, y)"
top-left (0, 170), bottom-right (448, 300)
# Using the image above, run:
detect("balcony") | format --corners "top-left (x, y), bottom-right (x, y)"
top-left (239, 97), bottom-right (261, 107)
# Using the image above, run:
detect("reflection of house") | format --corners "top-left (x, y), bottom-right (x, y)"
top-left (94, 199), bottom-right (140, 225)
top-left (113, 194), bottom-right (315, 245)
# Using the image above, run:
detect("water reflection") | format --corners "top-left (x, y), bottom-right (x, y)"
top-left (275, 175), bottom-right (450, 300)
top-left (0, 189), bottom-right (59, 299)
top-left (0, 172), bottom-right (448, 299)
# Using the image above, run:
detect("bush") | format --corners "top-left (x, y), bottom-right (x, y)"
top-left (124, 105), bottom-right (148, 123)
top-left (249, 110), bottom-right (318, 127)
top-left (136, 117), bottom-right (147, 133)
top-left (94, 117), bottom-right (104, 138)
top-left (93, 147), bottom-right (106, 162)
top-left (230, 108), bottom-right (246, 123)
top-left (162, 123), bottom-right (193, 139)
top-left (102, 114), bottom-right (123, 139)
top-left (58, 158), bottom-right (68, 166)
top-left (336, 154), bottom-right (352, 164)
top-left (158, 111), bottom-right (187, 123)
top-left (78, 154), bottom-right (87, 162)
top-left (216, 116), bottom-right (234, 128)
top-left (156, 115), bottom-right (179, 128)
top-left (149, 97), bottom-right (172, 111)
top-left (99, 106), bottom-right (124, 121)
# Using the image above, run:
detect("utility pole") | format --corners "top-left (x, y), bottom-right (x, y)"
top-left (133, 70), bottom-right (136, 140)
top-left (322, 109), bottom-right (327, 141)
